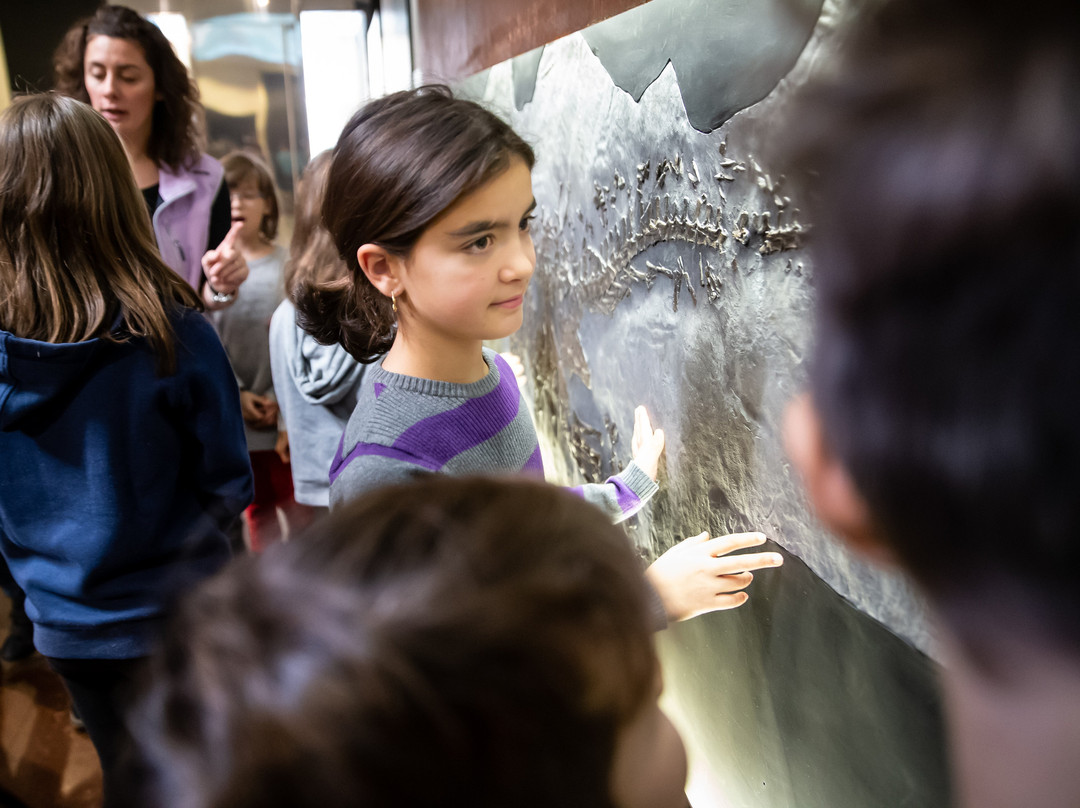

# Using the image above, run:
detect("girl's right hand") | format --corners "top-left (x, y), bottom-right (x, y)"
top-left (631, 405), bottom-right (665, 481)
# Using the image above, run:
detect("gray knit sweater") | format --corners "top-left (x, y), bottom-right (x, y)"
top-left (269, 300), bottom-right (367, 506)
top-left (328, 348), bottom-right (659, 518)
top-left (210, 245), bottom-right (286, 452)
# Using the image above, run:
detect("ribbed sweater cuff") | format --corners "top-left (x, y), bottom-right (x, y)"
top-left (619, 460), bottom-right (660, 504)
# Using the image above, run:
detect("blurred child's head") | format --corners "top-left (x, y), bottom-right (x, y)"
top-left (222, 151), bottom-right (279, 241)
top-left (284, 150), bottom-right (344, 301)
top-left (0, 93), bottom-right (198, 368)
top-left (780, 0), bottom-right (1080, 650)
top-left (125, 476), bottom-right (686, 808)
top-left (296, 85), bottom-right (535, 362)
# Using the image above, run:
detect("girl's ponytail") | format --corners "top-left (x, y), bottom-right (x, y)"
top-left (287, 150), bottom-right (395, 362)
top-left (293, 274), bottom-right (395, 364)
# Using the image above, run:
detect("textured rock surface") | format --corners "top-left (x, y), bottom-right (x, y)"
top-left (462, 1), bottom-right (950, 804)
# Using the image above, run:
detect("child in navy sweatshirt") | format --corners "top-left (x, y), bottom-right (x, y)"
top-left (0, 93), bottom-right (252, 800)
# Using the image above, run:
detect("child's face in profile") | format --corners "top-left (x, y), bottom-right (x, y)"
top-left (610, 669), bottom-right (689, 808)
top-left (396, 156), bottom-right (537, 346)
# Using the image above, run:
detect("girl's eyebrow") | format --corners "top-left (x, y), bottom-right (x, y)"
top-left (446, 199), bottom-right (537, 238)
top-left (87, 61), bottom-right (143, 73)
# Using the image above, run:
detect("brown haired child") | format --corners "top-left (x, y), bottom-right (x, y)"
top-left (0, 93), bottom-right (251, 801)
top-left (124, 476), bottom-right (690, 808)
top-left (213, 151), bottom-right (313, 549)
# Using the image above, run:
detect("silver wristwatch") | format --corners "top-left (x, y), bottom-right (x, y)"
top-left (208, 283), bottom-right (236, 304)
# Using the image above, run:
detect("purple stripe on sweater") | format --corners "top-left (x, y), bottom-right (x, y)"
top-left (328, 433), bottom-right (347, 482)
top-left (523, 444), bottom-right (544, 475)
top-left (610, 475), bottom-right (643, 515)
top-left (331, 441), bottom-right (443, 482)
top-left (568, 475), bottom-right (643, 519)
top-left (373, 382), bottom-right (387, 398)
top-left (390, 354), bottom-right (521, 466)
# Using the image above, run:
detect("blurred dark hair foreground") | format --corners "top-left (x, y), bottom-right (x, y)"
top-left (121, 475), bottom-right (658, 808)
top-left (775, 0), bottom-right (1080, 648)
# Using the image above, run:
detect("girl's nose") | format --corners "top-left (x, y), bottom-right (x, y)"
top-left (503, 237), bottom-right (536, 282)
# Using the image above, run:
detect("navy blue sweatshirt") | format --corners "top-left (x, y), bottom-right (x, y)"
top-left (0, 307), bottom-right (253, 659)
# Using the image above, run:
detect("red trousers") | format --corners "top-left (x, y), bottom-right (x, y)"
top-left (245, 450), bottom-right (317, 551)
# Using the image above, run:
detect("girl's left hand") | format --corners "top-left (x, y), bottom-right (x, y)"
top-left (631, 405), bottom-right (665, 481)
top-left (645, 531), bottom-right (784, 621)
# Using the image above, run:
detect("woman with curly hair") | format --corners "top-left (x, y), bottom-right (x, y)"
top-left (54, 4), bottom-right (247, 310)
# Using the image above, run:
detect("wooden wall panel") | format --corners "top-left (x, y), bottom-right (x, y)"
top-left (413, 0), bottom-right (647, 83)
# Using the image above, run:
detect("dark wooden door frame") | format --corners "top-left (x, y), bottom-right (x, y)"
top-left (413, 0), bottom-right (647, 83)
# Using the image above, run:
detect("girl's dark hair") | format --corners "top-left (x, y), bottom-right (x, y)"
top-left (125, 476), bottom-right (657, 808)
top-left (283, 151), bottom-right (345, 302)
top-left (0, 93), bottom-right (201, 374)
top-left (294, 85), bottom-right (535, 363)
top-left (53, 4), bottom-right (203, 171)
top-left (222, 151), bottom-right (279, 240)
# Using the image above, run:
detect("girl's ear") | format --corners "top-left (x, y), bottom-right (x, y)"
top-left (356, 244), bottom-right (402, 299)
top-left (782, 393), bottom-right (896, 566)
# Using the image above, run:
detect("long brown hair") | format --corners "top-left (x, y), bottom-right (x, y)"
top-left (283, 151), bottom-right (345, 302)
top-left (0, 93), bottom-right (201, 372)
top-left (53, 4), bottom-right (203, 171)
top-left (294, 85), bottom-right (535, 363)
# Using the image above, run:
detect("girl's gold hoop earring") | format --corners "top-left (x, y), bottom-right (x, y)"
top-left (391, 293), bottom-right (398, 314)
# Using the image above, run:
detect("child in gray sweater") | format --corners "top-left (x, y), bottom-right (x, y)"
top-left (294, 88), bottom-right (783, 622)
top-left (213, 152), bottom-right (313, 548)
top-left (270, 152), bottom-right (366, 512)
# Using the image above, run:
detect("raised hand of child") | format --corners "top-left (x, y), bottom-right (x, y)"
top-left (239, 390), bottom-right (277, 429)
top-left (202, 221), bottom-right (248, 305)
top-left (631, 405), bottom-right (665, 481)
top-left (645, 531), bottom-right (784, 621)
